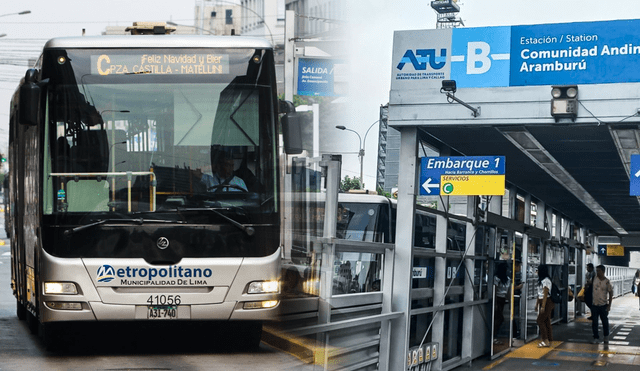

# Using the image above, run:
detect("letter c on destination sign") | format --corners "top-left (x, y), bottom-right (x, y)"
top-left (97, 55), bottom-right (111, 76)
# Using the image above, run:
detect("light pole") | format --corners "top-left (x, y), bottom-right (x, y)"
top-left (0, 10), bottom-right (31, 18)
top-left (335, 120), bottom-right (379, 188)
top-left (0, 10), bottom-right (30, 38)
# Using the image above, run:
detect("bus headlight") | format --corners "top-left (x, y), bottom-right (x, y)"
top-left (44, 282), bottom-right (78, 295)
top-left (46, 302), bottom-right (82, 310)
top-left (247, 280), bottom-right (279, 294)
top-left (243, 300), bottom-right (279, 310)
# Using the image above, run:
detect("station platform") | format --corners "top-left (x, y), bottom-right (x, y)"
top-left (454, 293), bottom-right (640, 370)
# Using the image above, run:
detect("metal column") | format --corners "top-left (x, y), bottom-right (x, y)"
top-left (389, 127), bottom-right (418, 370)
top-left (284, 10), bottom-right (295, 102)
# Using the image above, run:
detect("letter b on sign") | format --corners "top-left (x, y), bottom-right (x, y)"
top-left (467, 41), bottom-right (491, 75)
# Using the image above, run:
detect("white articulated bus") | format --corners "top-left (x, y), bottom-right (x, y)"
top-left (8, 23), bottom-right (300, 349)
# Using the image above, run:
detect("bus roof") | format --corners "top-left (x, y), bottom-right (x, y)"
top-left (300, 192), bottom-right (393, 205)
top-left (43, 35), bottom-right (273, 50)
top-left (338, 193), bottom-right (393, 204)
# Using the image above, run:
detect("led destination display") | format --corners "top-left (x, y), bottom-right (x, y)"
top-left (91, 53), bottom-right (230, 76)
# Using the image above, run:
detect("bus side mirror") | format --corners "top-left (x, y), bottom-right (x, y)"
top-left (279, 100), bottom-right (303, 155)
top-left (281, 113), bottom-right (303, 155)
top-left (19, 69), bottom-right (42, 126)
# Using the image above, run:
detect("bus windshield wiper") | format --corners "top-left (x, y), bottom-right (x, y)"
top-left (64, 218), bottom-right (185, 236)
top-left (179, 207), bottom-right (255, 236)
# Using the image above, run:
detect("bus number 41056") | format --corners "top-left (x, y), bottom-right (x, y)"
top-left (147, 295), bottom-right (181, 306)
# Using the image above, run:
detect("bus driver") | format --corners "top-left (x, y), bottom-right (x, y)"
top-left (200, 154), bottom-right (247, 192)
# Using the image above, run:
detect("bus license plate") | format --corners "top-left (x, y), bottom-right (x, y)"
top-left (147, 305), bottom-right (178, 319)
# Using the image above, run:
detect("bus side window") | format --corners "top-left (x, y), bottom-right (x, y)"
top-left (378, 203), bottom-right (390, 243)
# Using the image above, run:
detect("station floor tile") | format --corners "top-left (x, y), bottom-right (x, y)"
top-left (504, 340), bottom-right (561, 359)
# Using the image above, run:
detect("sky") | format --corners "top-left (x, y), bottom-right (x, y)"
top-left (2, 0), bottom-right (640, 185)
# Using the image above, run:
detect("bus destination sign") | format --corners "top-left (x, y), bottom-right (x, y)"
top-left (91, 53), bottom-right (230, 76)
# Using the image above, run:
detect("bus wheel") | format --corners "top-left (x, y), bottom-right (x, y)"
top-left (41, 322), bottom-right (64, 352)
top-left (16, 300), bottom-right (26, 320)
top-left (26, 311), bottom-right (39, 334)
top-left (237, 321), bottom-right (262, 350)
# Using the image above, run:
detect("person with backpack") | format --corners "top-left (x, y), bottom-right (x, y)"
top-left (535, 264), bottom-right (554, 347)
top-left (591, 265), bottom-right (614, 344)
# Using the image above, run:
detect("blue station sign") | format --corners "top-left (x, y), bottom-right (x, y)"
top-left (392, 19), bottom-right (640, 90)
top-left (630, 154), bottom-right (640, 196)
top-left (297, 58), bottom-right (336, 96)
top-left (419, 156), bottom-right (505, 196)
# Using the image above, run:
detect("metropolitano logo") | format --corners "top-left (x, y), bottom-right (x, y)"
top-left (396, 49), bottom-right (447, 71)
top-left (97, 265), bottom-right (116, 283)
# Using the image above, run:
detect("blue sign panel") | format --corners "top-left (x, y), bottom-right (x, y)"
top-left (297, 58), bottom-right (335, 96)
top-left (451, 27), bottom-right (511, 88)
top-left (598, 245), bottom-right (607, 256)
top-left (630, 154), bottom-right (640, 196)
top-left (392, 19), bottom-right (640, 90)
top-left (419, 156), bottom-right (505, 196)
top-left (510, 19), bottom-right (640, 86)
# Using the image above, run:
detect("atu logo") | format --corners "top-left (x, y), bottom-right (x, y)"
top-left (397, 49), bottom-right (447, 71)
top-left (97, 265), bottom-right (116, 283)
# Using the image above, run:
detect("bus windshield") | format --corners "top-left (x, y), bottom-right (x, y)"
top-left (41, 48), bottom-right (277, 218)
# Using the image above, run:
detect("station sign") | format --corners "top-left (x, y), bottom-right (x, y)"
top-left (599, 244), bottom-right (624, 256)
top-left (598, 245), bottom-right (606, 255)
top-left (630, 154), bottom-right (640, 196)
top-left (419, 156), bottom-right (505, 196)
top-left (392, 19), bottom-right (640, 90)
top-left (608, 244), bottom-right (625, 256)
top-left (297, 58), bottom-right (336, 96)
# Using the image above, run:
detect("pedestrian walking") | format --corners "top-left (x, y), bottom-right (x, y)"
top-left (591, 264), bottom-right (613, 344)
top-left (585, 263), bottom-right (595, 319)
top-left (493, 262), bottom-right (511, 344)
top-left (633, 270), bottom-right (640, 310)
top-left (535, 264), bottom-right (554, 348)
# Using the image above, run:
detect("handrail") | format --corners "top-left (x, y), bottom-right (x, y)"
top-left (312, 236), bottom-right (395, 254)
top-left (287, 311), bottom-right (404, 337)
top-left (49, 171), bottom-right (156, 212)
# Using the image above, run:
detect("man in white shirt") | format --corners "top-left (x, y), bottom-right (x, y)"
top-left (201, 155), bottom-right (247, 192)
top-left (591, 264), bottom-right (613, 344)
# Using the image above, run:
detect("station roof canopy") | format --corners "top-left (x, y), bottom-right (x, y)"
top-left (417, 123), bottom-right (640, 237)
top-left (389, 19), bottom-right (640, 239)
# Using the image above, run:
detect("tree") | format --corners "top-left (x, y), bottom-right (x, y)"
top-left (340, 175), bottom-right (362, 192)
top-left (376, 186), bottom-right (393, 199)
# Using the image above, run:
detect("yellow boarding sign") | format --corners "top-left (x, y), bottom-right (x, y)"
top-left (606, 244), bottom-right (624, 256)
top-left (420, 156), bottom-right (505, 196)
top-left (440, 175), bottom-right (505, 196)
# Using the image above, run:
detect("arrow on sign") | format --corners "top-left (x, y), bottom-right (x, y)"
top-left (635, 169), bottom-right (640, 178)
top-left (422, 177), bottom-right (439, 194)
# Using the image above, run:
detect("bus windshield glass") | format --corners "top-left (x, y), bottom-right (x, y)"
top-left (41, 47), bottom-right (277, 218)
